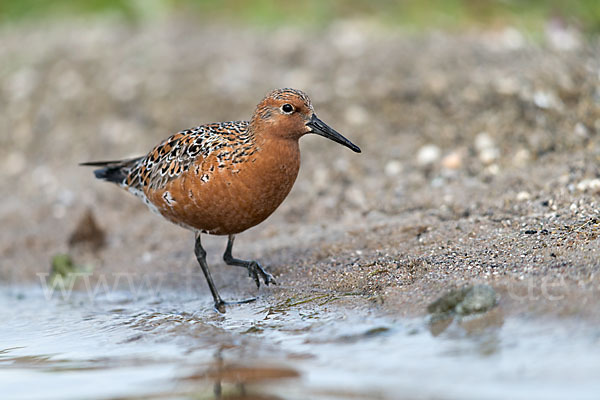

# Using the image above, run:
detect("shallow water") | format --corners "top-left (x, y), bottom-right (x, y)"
top-left (2, 285), bottom-right (600, 400)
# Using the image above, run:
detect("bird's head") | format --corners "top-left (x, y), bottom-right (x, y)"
top-left (251, 88), bottom-right (361, 153)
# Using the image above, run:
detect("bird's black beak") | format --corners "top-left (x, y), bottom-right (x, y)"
top-left (306, 114), bottom-right (361, 153)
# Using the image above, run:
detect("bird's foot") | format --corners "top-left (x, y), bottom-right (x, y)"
top-left (214, 297), bottom-right (258, 313)
top-left (214, 300), bottom-right (226, 313)
top-left (246, 261), bottom-right (276, 288)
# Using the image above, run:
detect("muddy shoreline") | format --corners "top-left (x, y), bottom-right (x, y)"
top-left (2, 20), bottom-right (600, 320)
top-left (1, 21), bottom-right (600, 398)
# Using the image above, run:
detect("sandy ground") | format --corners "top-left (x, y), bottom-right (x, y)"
top-left (1, 18), bottom-right (600, 320)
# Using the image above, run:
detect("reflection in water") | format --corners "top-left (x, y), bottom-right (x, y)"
top-left (183, 348), bottom-right (299, 398)
top-left (2, 285), bottom-right (600, 400)
top-left (429, 308), bottom-right (505, 356)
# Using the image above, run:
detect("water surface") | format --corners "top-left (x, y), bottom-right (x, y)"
top-left (2, 285), bottom-right (599, 399)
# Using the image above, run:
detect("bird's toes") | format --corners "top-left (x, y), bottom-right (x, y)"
top-left (263, 272), bottom-right (276, 286)
top-left (247, 263), bottom-right (261, 288)
top-left (253, 261), bottom-right (275, 286)
top-left (246, 261), bottom-right (275, 287)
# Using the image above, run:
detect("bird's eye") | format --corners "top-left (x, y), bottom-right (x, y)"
top-left (281, 103), bottom-right (294, 114)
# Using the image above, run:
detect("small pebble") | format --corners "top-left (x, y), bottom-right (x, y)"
top-left (455, 285), bottom-right (498, 316)
top-left (384, 160), bottom-right (403, 176)
top-left (533, 90), bottom-right (563, 110)
top-left (475, 133), bottom-right (500, 165)
top-left (513, 148), bottom-right (530, 167)
top-left (441, 151), bottom-right (462, 170)
top-left (417, 144), bottom-right (441, 166)
top-left (484, 164), bottom-right (500, 175)
top-left (68, 209), bottom-right (106, 251)
top-left (546, 23), bottom-right (581, 51)
top-left (574, 122), bottom-right (589, 139)
top-left (479, 148), bottom-right (500, 165)
top-left (427, 284), bottom-right (498, 317)
top-left (516, 191), bottom-right (531, 201)
top-left (474, 132), bottom-right (494, 151)
top-left (576, 179), bottom-right (600, 193)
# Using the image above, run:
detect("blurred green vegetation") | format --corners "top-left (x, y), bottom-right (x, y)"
top-left (0, 0), bottom-right (599, 32)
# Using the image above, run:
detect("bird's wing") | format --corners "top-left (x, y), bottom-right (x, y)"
top-left (126, 121), bottom-right (252, 192)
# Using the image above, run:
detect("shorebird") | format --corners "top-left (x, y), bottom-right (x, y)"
top-left (83, 88), bottom-right (361, 312)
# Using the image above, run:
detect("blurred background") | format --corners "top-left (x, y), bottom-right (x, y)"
top-left (2, 0), bottom-right (599, 270)
top-left (1, 0), bottom-right (600, 31)
top-left (2, 1), bottom-right (600, 399)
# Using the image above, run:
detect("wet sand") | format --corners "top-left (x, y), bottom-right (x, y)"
top-left (1, 19), bottom-right (600, 399)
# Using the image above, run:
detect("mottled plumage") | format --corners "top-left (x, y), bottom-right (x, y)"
top-left (127, 121), bottom-right (255, 192)
top-left (83, 88), bottom-right (361, 312)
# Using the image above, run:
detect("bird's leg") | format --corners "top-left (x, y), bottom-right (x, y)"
top-left (194, 233), bottom-right (226, 313)
top-left (223, 235), bottom-right (276, 288)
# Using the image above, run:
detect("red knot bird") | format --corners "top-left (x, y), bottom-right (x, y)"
top-left (82, 88), bottom-right (361, 312)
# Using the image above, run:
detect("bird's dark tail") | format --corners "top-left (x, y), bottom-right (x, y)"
top-left (80, 157), bottom-right (143, 185)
